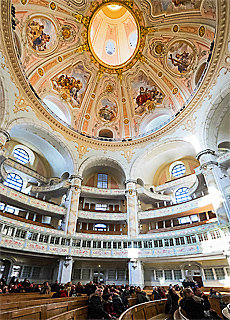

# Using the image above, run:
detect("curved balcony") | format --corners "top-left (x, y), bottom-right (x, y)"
top-left (81, 186), bottom-right (125, 198)
top-left (78, 209), bottom-right (127, 222)
top-left (137, 187), bottom-right (171, 202)
top-left (0, 214), bottom-right (227, 260)
top-left (218, 151), bottom-right (230, 166)
top-left (0, 184), bottom-right (66, 217)
top-left (154, 174), bottom-right (196, 192)
top-left (138, 194), bottom-right (212, 220)
top-left (31, 179), bottom-right (70, 196)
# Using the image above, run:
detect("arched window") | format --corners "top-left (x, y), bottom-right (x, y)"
top-left (175, 187), bottom-right (191, 203)
top-left (129, 31), bottom-right (137, 48)
top-left (97, 174), bottom-right (108, 189)
top-left (4, 173), bottom-right (23, 191)
top-left (13, 148), bottom-right (30, 164)
top-left (171, 163), bottom-right (186, 178)
top-left (106, 41), bottom-right (115, 55)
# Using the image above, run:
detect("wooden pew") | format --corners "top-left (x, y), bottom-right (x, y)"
top-left (0, 297), bottom-right (88, 320)
top-left (119, 299), bottom-right (167, 320)
top-left (0, 292), bottom-right (54, 304)
top-left (0, 296), bottom-right (88, 313)
top-left (208, 295), bottom-right (230, 320)
top-left (47, 306), bottom-right (89, 320)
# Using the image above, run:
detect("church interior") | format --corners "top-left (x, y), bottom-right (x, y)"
top-left (0, 0), bottom-right (230, 291)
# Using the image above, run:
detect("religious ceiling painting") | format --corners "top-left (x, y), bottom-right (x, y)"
top-left (131, 72), bottom-right (165, 116)
top-left (26, 17), bottom-right (57, 52)
top-left (166, 40), bottom-right (196, 76)
top-left (98, 98), bottom-right (118, 123)
top-left (150, 0), bottom-right (201, 15)
top-left (51, 63), bottom-right (90, 108)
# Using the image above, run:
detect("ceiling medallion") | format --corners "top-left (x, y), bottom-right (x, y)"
top-left (73, 1), bottom-right (151, 80)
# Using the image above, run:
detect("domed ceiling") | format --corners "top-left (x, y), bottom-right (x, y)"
top-left (13, 0), bottom-right (216, 140)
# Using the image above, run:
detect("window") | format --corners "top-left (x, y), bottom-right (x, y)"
top-left (198, 233), bottom-right (208, 242)
top-left (186, 235), bottom-right (196, 244)
top-left (93, 241), bottom-right (101, 248)
top-left (204, 268), bottom-right (214, 280)
top-left (82, 269), bottom-right (90, 280)
top-left (4, 173), bottom-right (23, 191)
top-left (175, 237), bottom-right (185, 245)
top-left (106, 41), bottom-right (115, 55)
top-left (22, 266), bottom-right (32, 278)
top-left (82, 240), bottom-right (91, 248)
top-left (155, 270), bottom-right (163, 280)
top-left (179, 216), bottom-right (191, 224)
top-left (174, 270), bottom-right (182, 280)
top-left (171, 164), bottom-right (186, 177)
top-left (73, 269), bottom-right (81, 279)
top-left (43, 267), bottom-right (53, 280)
top-left (215, 268), bottom-right (225, 280)
top-left (175, 187), bottom-right (191, 203)
top-left (2, 225), bottom-right (15, 236)
top-left (191, 214), bottom-right (199, 222)
top-left (144, 240), bottom-right (153, 248)
top-left (210, 231), bottom-right (221, 239)
top-left (117, 270), bottom-right (125, 280)
top-left (165, 239), bottom-right (174, 246)
top-left (94, 223), bottom-right (107, 231)
top-left (97, 174), bottom-right (108, 189)
top-left (108, 270), bottom-right (116, 280)
top-left (15, 229), bottom-right (26, 239)
top-left (95, 204), bottom-right (108, 211)
top-left (72, 239), bottom-right (81, 247)
top-left (32, 267), bottom-right (41, 278)
top-left (154, 240), bottom-right (163, 247)
top-left (129, 31), bottom-right (137, 48)
top-left (13, 148), bottom-right (30, 164)
top-left (164, 270), bottom-right (173, 280)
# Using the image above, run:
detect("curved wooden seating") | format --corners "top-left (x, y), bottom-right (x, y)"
top-left (0, 297), bottom-right (88, 320)
top-left (0, 292), bottom-right (54, 304)
top-left (119, 299), bottom-right (167, 320)
top-left (47, 306), bottom-right (88, 320)
top-left (0, 296), bottom-right (88, 313)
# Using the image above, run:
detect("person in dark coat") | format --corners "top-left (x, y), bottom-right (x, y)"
top-left (152, 287), bottom-right (162, 300)
top-left (51, 280), bottom-right (60, 293)
top-left (136, 286), bottom-right (150, 304)
top-left (103, 293), bottom-right (118, 318)
top-left (112, 292), bottom-right (125, 316)
top-left (180, 287), bottom-right (210, 320)
top-left (194, 287), bottom-right (222, 320)
top-left (89, 287), bottom-right (112, 319)
top-left (165, 288), bottom-right (179, 316)
top-left (86, 280), bottom-right (96, 296)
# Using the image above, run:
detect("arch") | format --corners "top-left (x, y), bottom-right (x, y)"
top-left (140, 109), bottom-right (172, 134)
top-left (175, 187), bottom-right (191, 203)
top-left (43, 95), bottom-right (72, 125)
top-left (99, 129), bottom-right (113, 138)
top-left (7, 118), bottom-right (77, 177)
top-left (12, 144), bottom-right (35, 165)
top-left (4, 173), bottom-right (23, 191)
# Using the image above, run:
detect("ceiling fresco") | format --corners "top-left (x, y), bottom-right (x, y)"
top-left (12, 0), bottom-right (216, 140)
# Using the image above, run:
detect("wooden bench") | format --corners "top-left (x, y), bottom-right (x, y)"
top-left (0, 296), bottom-right (88, 313)
top-left (46, 306), bottom-right (89, 320)
top-left (0, 298), bottom-right (88, 320)
top-left (119, 299), bottom-right (167, 320)
top-left (0, 292), bottom-right (54, 304)
top-left (209, 295), bottom-right (230, 319)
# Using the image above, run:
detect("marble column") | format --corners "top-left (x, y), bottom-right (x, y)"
top-left (196, 149), bottom-right (230, 224)
top-left (57, 256), bottom-right (73, 284)
top-left (128, 259), bottom-right (144, 287)
top-left (65, 175), bottom-right (82, 235)
top-left (125, 180), bottom-right (138, 238)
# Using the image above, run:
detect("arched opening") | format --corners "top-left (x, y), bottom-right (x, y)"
top-left (99, 129), bottom-right (113, 138)
top-left (61, 172), bottom-right (70, 181)
top-left (218, 141), bottom-right (230, 150)
top-left (137, 178), bottom-right (144, 187)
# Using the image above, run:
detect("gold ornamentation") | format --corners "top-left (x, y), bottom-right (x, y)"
top-left (182, 116), bottom-right (197, 134)
top-left (124, 0), bottom-right (133, 9)
top-left (151, 41), bottom-right (166, 58)
top-left (74, 13), bottom-right (90, 27)
top-left (14, 94), bottom-right (29, 113)
top-left (106, 84), bottom-right (113, 93)
top-left (129, 189), bottom-right (133, 195)
top-left (124, 119), bottom-right (129, 124)
top-left (116, 69), bottom-right (123, 82)
top-left (158, 72), bottom-right (163, 77)
top-left (50, 2), bottom-right (56, 10)
top-left (140, 26), bottom-right (156, 38)
top-left (121, 149), bottom-right (135, 163)
top-left (91, 93), bottom-right (95, 98)
top-left (21, 0), bottom-right (27, 4)
top-left (122, 98), bottom-right (126, 103)
top-left (76, 43), bottom-right (89, 53)
top-left (97, 65), bottom-right (106, 80)
top-left (58, 56), bottom-right (62, 62)
top-left (38, 68), bottom-right (44, 76)
top-left (173, 87), bottom-right (178, 94)
top-left (61, 93), bottom-right (68, 100)
top-left (85, 114), bottom-right (90, 120)
top-left (135, 51), bottom-right (147, 63)
top-left (173, 25), bottom-right (179, 32)
top-left (62, 27), bottom-right (71, 39)
top-left (75, 144), bottom-right (89, 159)
top-left (199, 26), bottom-right (205, 37)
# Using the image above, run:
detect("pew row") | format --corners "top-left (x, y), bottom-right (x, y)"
top-left (0, 292), bottom-right (54, 304)
top-left (119, 299), bottom-right (168, 320)
top-left (0, 298), bottom-right (88, 320)
top-left (0, 296), bottom-right (88, 313)
top-left (47, 306), bottom-right (89, 320)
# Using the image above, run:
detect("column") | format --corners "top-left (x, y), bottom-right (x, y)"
top-left (196, 149), bottom-right (230, 224)
top-left (57, 256), bottom-right (73, 284)
top-left (125, 180), bottom-right (138, 238)
top-left (128, 259), bottom-right (144, 287)
top-left (65, 175), bottom-right (82, 235)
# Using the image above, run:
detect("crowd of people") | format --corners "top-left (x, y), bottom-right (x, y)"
top-left (1, 276), bottom-right (229, 320)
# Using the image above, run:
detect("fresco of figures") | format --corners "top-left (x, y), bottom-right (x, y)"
top-left (98, 98), bottom-right (118, 122)
top-left (167, 41), bottom-right (195, 75)
top-left (26, 17), bottom-right (56, 52)
top-left (52, 63), bottom-right (90, 107)
top-left (149, 0), bottom-right (201, 15)
top-left (131, 72), bottom-right (165, 116)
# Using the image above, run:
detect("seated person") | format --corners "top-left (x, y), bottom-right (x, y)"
top-left (103, 293), bottom-right (118, 318)
top-left (112, 292), bottom-right (126, 315)
top-left (152, 287), bottom-right (162, 300)
top-left (165, 288), bottom-right (179, 317)
top-left (89, 286), bottom-right (112, 319)
top-left (180, 287), bottom-right (209, 320)
top-left (136, 286), bottom-right (150, 304)
top-left (209, 288), bottom-right (227, 309)
top-left (194, 287), bottom-right (222, 319)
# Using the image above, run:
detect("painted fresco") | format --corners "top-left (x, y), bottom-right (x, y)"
top-left (149, 0), bottom-right (201, 15)
top-left (167, 41), bottom-right (195, 75)
top-left (52, 63), bottom-right (90, 107)
top-left (27, 17), bottom-right (56, 52)
top-left (98, 98), bottom-right (118, 122)
top-left (131, 72), bottom-right (165, 116)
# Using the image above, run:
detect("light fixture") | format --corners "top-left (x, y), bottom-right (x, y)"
top-left (130, 258), bottom-right (137, 269)
top-left (64, 255), bottom-right (72, 268)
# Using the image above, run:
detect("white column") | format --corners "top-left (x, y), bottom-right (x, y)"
top-left (125, 180), bottom-right (138, 238)
top-left (57, 256), bottom-right (73, 284)
top-left (66, 175), bottom-right (82, 235)
top-left (196, 149), bottom-right (230, 224)
top-left (128, 259), bottom-right (144, 287)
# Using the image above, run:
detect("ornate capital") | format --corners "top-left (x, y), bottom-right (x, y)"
top-left (196, 149), bottom-right (215, 161)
